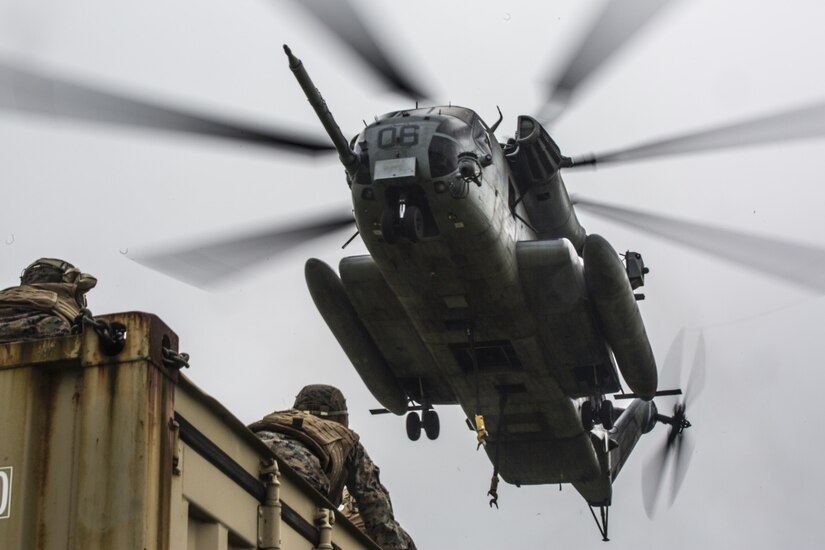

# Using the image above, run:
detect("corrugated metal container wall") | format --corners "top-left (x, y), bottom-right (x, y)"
top-left (0, 312), bottom-right (377, 550)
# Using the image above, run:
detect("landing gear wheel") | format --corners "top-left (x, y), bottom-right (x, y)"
top-left (406, 411), bottom-right (421, 441)
top-left (600, 400), bottom-right (614, 430)
top-left (581, 401), bottom-right (595, 431)
top-left (381, 209), bottom-right (399, 244)
top-left (402, 205), bottom-right (425, 242)
top-left (422, 409), bottom-right (440, 440)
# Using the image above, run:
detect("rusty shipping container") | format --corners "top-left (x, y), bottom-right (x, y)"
top-left (0, 311), bottom-right (379, 550)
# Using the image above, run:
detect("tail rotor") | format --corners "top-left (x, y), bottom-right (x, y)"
top-left (643, 330), bottom-right (706, 517)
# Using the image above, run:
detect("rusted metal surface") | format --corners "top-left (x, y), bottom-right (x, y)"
top-left (0, 310), bottom-right (380, 550)
top-left (0, 312), bottom-right (177, 550)
top-left (174, 375), bottom-right (381, 550)
top-left (0, 332), bottom-right (82, 370)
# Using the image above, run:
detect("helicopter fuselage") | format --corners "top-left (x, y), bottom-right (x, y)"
top-left (307, 106), bottom-right (658, 498)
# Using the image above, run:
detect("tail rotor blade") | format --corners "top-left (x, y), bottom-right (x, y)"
top-left (572, 195), bottom-right (825, 294)
top-left (660, 328), bottom-right (686, 390)
top-left (684, 333), bottom-right (706, 409)
top-left (642, 437), bottom-right (670, 519)
top-left (647, 330), bottom-right (703, 516)
top-left (669, 430), bottom-right (696, 507)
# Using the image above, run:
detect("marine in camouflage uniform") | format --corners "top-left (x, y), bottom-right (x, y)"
top-left (249, 385), bottom-right (416, 550)
top-left (340, 487), bottom-right (366, 532)
top-left (0, 258), bottom-right (97, 343)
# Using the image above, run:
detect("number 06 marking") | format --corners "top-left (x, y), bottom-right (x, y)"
top-left (377, 125), bottom-right (420, 148)
top-left (0, 467), bottom-right (11, 519)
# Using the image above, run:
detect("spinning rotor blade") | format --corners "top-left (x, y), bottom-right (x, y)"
top-left (642, 436), bottom-right (670, 518)
top-left (131, 212), bottom-right (355, 287)
top-left (539, 0), bottom-right (677, 123)
top-left (684, 333), bottom-right (706, 409)
top-left (572, 195), bottom-right (825, 293)
top-left (670, 429), bottom-right (696, 506)
top-left (659, 328), bottom-right (686, 390)
top-left (0, 62), bottom-right (334, 154)
top-left (643, 329), bottom-right (704, 516)
top-left (291, 0), bottom-right (429, 100)
top-left (567, 101), bottom-right (825, 166)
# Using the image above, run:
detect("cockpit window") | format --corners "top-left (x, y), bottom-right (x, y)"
top-left (430, 116), bottom-right (474, 177)
top-left (473, 119), bottom-right (492, 154)
top-left (437, 106), bottom-right (476, 125)
top-left (428, 135), bottom-right (460, 177)
top-left (435, 116), bottom-right (473, 141)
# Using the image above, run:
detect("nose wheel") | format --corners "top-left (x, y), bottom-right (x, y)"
top-left (380, 209), bottom-right (400, 244)
top-left (402, 205), bottom-right (424, 241)
top-left (380, 203), bottom-right (424, 243)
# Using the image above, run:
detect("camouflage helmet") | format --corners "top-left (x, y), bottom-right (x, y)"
top-left (21, 258), bottom-right (97, 291)
top-left (293, 384), bottom-right (349, 426)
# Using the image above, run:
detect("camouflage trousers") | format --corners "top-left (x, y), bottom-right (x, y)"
top-left (0, 308), bottom-right (71, 344)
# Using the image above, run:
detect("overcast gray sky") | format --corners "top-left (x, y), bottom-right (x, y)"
top-left (2, 0), bottom-right (825, 547)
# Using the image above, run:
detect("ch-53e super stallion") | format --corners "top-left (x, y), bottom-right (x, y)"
top-left (281, 44), bottom-right (696, 541)
top-left (5, 0), bottom-right (825, 540)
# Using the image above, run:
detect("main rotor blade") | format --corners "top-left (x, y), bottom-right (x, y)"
top-left (291, 0), bottom-right (429, 100)
top-left (567, 101), bottom-right (825, 166)
top-left (539, 0), bottom-right (676, 124)
top-left (131, 212), bottom-right (354, 287)
top-left (0, 62), bottom-right (334, 154)
top-left (572, 195), bottom-right (825, 294)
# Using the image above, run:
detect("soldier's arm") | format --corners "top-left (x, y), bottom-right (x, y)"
top-left (346, 442), bottom-right (417, 550)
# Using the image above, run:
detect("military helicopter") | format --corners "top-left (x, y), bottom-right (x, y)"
top-left (4, 0), bottom-right (825, 541)
top-left (281, 43), bottom-right (687, 541)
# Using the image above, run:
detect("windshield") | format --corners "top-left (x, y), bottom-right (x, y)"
top-left (428, 134), bottom-right (460, 177)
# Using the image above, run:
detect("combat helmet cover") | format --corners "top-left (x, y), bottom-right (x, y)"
top-left (293, 384), bottom-right (349, 426)
top-left (21, 258), bottom-right (97, 291)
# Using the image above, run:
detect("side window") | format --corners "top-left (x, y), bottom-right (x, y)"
top-left (473, 119), bottom-right (492, 155)
top-left (429, 135), bottom-right (460, 177)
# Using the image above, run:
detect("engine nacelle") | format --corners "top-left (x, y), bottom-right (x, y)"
top-left (504, 116), bottom-right (586, 250)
